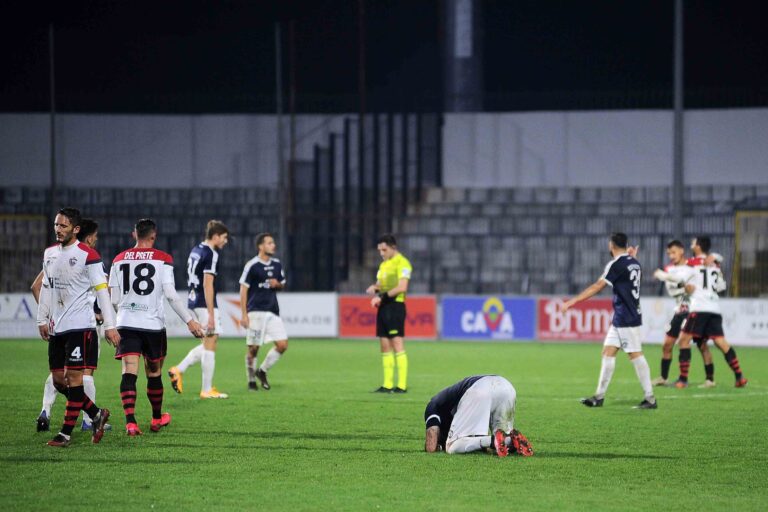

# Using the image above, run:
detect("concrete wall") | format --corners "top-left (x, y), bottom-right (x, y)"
top-left (442, 108), bottom-right (768, 187)
top-left (2, 109), bottom-right (767, 188)
top-left (0, 113), bottom-right (346, 188)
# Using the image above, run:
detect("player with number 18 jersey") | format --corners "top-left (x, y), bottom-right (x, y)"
top-left (109, 219), bottom-right (203, 435)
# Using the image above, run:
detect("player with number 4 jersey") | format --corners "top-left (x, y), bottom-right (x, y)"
top-left (110, 219), bottom-right (205, 435)
top-left (560, 232), bottom-right (657, 409)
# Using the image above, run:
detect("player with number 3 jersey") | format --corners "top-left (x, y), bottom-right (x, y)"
top-left (560, 232), bottom-right (657, 409)
top-left (168, 220), bottom-right (230, 399)
top-left (109, 219), bottom-right (205, 435)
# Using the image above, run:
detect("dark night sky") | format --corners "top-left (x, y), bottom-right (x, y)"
top-left (1, 0), bottom-right (766, 113)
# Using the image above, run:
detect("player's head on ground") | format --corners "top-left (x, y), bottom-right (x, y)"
top-left (377, 233), bottom-right (398, 260)
top-left (666, 239), bottom-right (685, 264)
top-left (205, 219), bottom-right (229, 249)
top-left (692, 236), bottom-right (711, 255)
top-left (133, 218), bottom-right (157, 245)
top-left (256, 232), bottom-right (276, 257)
top-left (75, 218), bottom-right (99, 248)
top-left (608, 232), bottom-right (628, 255)
top-left (54, 207), bottom-right (82, 246)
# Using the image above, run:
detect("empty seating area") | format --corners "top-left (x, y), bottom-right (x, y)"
top-left (0, 187), bottom-right (279, 292)
top-left (389, 185), bottom-right (765, 295)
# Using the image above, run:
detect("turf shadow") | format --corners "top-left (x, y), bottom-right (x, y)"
top-left (182, 430), bottom-right (414, 442)
top-left (543, 451), bottom-right (677, 460)
top-left (0, 456), bottom-right (195, 464)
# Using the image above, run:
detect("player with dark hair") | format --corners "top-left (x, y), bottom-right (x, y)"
top-left (239, 233), bottom-right (288, 390)
top-left (424, 375), bottom-right (533, 457)
top-left (366, 234), bottom-right (412, 393)
top-left (37, 208), bottom-right (119, 446)
top-left (32, 217), bottom-right (111, 432)
top-left (169, 220), bottom-right (230, 399)
top-left (651, 240), bottom-right (715, 387)
top-left (110, 219), bottom-right (204, 435)
top-left (662, 237), bottom-right (747, 388)
top-left (560, 233), bottom-right (657, 409)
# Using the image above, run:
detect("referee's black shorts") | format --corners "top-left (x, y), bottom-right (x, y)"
top-left (376, 301), bottom-right (406, 338)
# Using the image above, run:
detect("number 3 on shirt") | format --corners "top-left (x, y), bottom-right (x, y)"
top-left (629, 269), bottom-right (641, 299)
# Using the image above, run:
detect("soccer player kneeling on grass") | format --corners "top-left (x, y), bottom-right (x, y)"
top-left (37, 208), bottom-right (119, 447)
top-left (424, 375), bottom-right (533, 457)
top-left (109, 219), bottom-right (205, 436)
top-left (239, 233), bottom-right (288, 391)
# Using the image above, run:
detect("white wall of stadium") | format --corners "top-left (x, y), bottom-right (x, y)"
top-left (2, 109), bottom-right (768, 188)
top-left (3, 293), bottom-right (768, 347)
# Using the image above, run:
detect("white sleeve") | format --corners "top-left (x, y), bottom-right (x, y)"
top-left (280, 266), bottom-right (286, 285)
top-left (108, 266), bottom-right (120, 307)
top-left (163, 282), bottom-right (193, 323)
top-left (95, 287), bottom-right (116, 329)
top-left (37, 269), bottom-right (51, 326)
top-left (715, 269), bottom-right (727, 293)
top-left (238, 262), bottom-right (251, 287)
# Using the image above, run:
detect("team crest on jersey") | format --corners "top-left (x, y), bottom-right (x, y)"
top-left (69, 257), bottom-right (78, 267)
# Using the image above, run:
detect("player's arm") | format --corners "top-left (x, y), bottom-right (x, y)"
top-left (380, 278), bottom-right (409, 301)
top-left (267, 267), bottom-right (285, 290)
top-left (239, 284), bottom-right (250, 329)
top-left (560, 278), bottom-right (607, 312)
top-left (203, 273), bottom-right (216, 331)
top-left (30, 270), bottom-right (44, 304)
top-left (87, 260), bottom-right (120, 346)
top-left (424, 400), bottom-right (442, 453)
top-left (162, 263), bottom-right (203, 337)
top-left (36, 266), bottom-right (51, 341)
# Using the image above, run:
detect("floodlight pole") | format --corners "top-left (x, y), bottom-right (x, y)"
top-left (49, 23), bottom-right (57, 221)
top-left (672, 0), bottom-right (684, 241)
top-left (275, 22), bottom-right (289, 274)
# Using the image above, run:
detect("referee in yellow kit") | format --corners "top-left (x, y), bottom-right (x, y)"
top-left (366, 234), bottom-right (413, 393)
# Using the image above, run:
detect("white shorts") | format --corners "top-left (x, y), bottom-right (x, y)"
top-left (246, 311), bottom-right (288, 346)
top-left (194, 308), bottom-right (223, 336)
top-left (604, 325), bottom-right (643, 353)
top-left (447, 376), bottom-right (516, 446)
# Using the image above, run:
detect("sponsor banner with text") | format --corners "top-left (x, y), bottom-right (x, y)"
top-left (441, 296), bottom-right (536, 340)
top-left (338, 295), bottom-right (437, 339)
top-left (538, 298), bottom-right (613, 341)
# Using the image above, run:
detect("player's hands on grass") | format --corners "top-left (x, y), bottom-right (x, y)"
top-left (105, 327), bottom-right (121, 347)
top-left (188, 320), bottom-right (205, 338)
top-left (38, 324), bottom-right (50, 341)
top-left (371, 296), bottom-right (382, 308)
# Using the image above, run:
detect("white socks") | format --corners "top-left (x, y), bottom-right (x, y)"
top-left (595, 356), bottom-right (616, 399)
top-left (201, 350), bottom-right (215, 393)
top-left (446, 436), bottom-right (492, 454)
top-left (82, 375), bottom-right (96, 422)
top-left (42, 373), bottom-right (57, 416)
top-left (178, 344), bottom-right (204, 373)
top-left (246, 353), bottom-right (258, 382)
top-left (259, 348), bottom-right (282, 373)
top-left (632, 355), bottom-right (655, 401)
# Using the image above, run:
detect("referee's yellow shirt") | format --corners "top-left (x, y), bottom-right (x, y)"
top-left (376, 253), bottom-right (412, 303)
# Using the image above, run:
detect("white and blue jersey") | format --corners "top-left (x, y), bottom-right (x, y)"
top-left (600, 254), bottom-right (642, 328)
top-left (187, 243), bottom-right (219, 309)
top-left (239, 256), bottom-right (285, 316)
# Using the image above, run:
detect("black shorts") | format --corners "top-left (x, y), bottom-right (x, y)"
top-left (49, 329), bottom-right (99, 371)
top-left (376, 301), bottom-right (406, 338)
top-left (115, 328), bottom-right (168, 362)
top-left (665, 312), bottom-right (689, 338)
top-left (682, 312), bottom-right (724, 339)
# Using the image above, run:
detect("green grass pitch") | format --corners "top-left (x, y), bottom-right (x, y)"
top-left (1, 338), bottom-right (766, 511)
